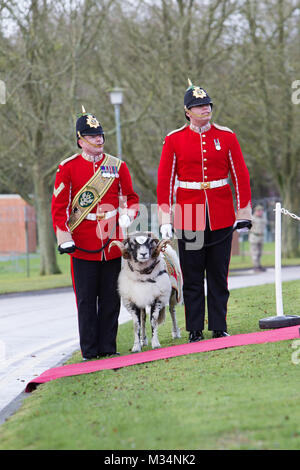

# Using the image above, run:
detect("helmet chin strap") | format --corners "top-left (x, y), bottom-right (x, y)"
top-left (78, 132), bottom-right (104, 148)
top-left (184, 106), bottom-right (212, 120)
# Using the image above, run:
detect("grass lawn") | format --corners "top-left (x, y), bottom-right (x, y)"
top-left (0, 241), bottom-right (300, 295)
top-left (231, 241), bottom-right (300, 270)
top-left (0, 281), bottom-right (299, 450)
top-left (0, 253), bottom-right (72, 294)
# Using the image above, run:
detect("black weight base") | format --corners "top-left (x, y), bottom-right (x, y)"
top-left (259, 315), bottom-right (300, 329)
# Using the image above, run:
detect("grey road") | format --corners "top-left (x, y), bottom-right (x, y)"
top-left (0, 265), bottom-right (299, 421)
top-left (0, 288), bottom-right (131, 414)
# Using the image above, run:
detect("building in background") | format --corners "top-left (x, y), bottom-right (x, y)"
top-left (0, 195), bottom-right (36, 254)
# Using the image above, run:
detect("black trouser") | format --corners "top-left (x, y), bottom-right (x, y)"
top-left (71, 257), bottom-right (121, 358)
top-left (177, 223), bottom-right (233, 332)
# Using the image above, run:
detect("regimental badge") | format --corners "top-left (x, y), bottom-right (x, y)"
top-left (192, 87), bottom-right (207, 99)
top-left (86, 114), bottom-right (100, 129)
top-left (214, 138), bottom-right (221, 150)
top-left (78, 190), bottom-right (95, 207)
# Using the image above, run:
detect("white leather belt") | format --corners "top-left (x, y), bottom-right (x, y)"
top-left (178, 178), bottom-right (228, 190)
top-left (85, 209), bottom-right (118, 221)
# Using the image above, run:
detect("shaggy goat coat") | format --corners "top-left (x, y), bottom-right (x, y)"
top-left (118, 253), bottom-right (171, 312)
top-left (110, 234), bottom-right (182, 351)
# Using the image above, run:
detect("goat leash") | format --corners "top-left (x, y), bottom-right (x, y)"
top-left (201, 226), bottom-right (236, 249)
top-left (176, 225), bottom-right (237, 249)
top-left (202, 220), bottom-right (252, 248)
top-left (74, 222), bottom-right (117, 253)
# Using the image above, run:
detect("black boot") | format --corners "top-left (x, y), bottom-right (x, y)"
top-left (188, 330), bottom-right (204, 342)
top-left (212, 330), bottom-right (230, 338)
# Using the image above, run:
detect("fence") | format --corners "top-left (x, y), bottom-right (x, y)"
top-left (250, 197), bottom-right (300, 243)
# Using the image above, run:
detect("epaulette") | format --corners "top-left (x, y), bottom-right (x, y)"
top-left (59, 153), bottom-right (80, 166)
top-left (166, 124), bottom-right (188, 137)
top-left (213, 123), bottom-right (234, 133)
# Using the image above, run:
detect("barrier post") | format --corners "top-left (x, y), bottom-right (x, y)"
top-left (275, 202), bottom-right (283, 316)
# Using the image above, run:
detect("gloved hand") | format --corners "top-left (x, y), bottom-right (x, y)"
top-left (234, 219), bottom-right (252, 233)
top-left (160, 223), bottom-right (173, 239)
top-left (118, 214), bottom-right (131, 228)
top-left (58, 240), bottom-right (76, 254)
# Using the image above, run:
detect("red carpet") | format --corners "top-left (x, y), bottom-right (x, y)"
top-left (25, 326), bottom-right (300, 392)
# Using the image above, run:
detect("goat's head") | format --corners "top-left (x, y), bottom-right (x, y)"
top-left (109, 232), bottom-right (171, 263)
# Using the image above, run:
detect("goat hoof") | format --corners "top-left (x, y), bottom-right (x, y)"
top-left (141, 337), bottom-right (148, 347)
top-left (152, 342), bottom-right (161, 349)
top-left (172, 329), bottom-right (181, 339)
top-left (132, 344), bottom-right (141, 353)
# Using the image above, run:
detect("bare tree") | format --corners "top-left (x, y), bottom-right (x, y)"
top-left (85, 0), bottom-right (240, 195)
top-left (1, 0), bottom-right (299, 272)
top-left (0, 0), bottom-right (115, 274)
top-left (238, 0), bottom-right (300, 256)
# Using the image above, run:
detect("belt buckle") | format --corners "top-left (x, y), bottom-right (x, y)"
top-left (201, 182), bottom-right (210, 189)
top-left (96, 212), bottom-right (105, 221)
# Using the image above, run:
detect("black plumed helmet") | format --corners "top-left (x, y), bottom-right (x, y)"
top-left (76, 106), bottom-right (105, 148)
top-left (184, 79), bottom-right (213, 121)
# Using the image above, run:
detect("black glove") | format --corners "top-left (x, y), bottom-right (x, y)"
top-left (234, 219), bottom-right (252, 232)
top-left (58, 241), bottom-right (76, 254)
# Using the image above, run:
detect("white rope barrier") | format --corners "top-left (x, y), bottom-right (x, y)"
top-left (274, 202), bottom-right (300, 317)
top-left (259, 202), bottom-right (300, 328)
top-left (279, 207), bottom-right (300, 222)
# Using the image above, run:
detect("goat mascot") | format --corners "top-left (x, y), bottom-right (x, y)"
top-left (110, 232), bottom-right (182, 352)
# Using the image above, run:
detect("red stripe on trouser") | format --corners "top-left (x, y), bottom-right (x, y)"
top-left (70, 256), bottom-right (78, 308)
top-left (225, 247), bottom-right (232, 322)
top-left (70, 256), bottom-right (82, 356)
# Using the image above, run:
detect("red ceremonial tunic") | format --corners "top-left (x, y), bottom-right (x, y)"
top-left (51, 153), bottom-right (139, 261)
top-left (157, 123), bottom-right (251, 231)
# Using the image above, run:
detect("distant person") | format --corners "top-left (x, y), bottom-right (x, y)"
top-left (51, 107), bottom-right (139, 360)
top-left (157, 79), bottom-right (252, 342)
top-left (249, 205), bottom-right (266, 272)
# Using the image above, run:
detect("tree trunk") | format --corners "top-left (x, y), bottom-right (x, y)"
top-left (282, 186), bottom-right (300, 258)
top-left (33, 164), bottom-right (61, 275)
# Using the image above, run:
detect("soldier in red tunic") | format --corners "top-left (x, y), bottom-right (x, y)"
top-left (157, 81), bottom-right (252, 341)
top-left (51, 107), bottom-right (139, 359)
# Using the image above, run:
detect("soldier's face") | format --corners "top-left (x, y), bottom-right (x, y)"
top-left (187, 105), bottom-right (212, 125)
top-left (79, 134), bottom-right (104, 154)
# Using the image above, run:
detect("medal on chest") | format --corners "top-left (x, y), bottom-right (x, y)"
top-left (101, 165), bottom-right (119, 178)
top-left (214, 138), bottom-right (221, 150)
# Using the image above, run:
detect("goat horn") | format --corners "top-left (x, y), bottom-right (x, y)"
top-left (109, 240), bottom-right (131, 259)
top-left (109, 240), bottom-right (125, 253)
top-left (152, 239), bottom-right (171, 258)
top-left (157, 239), bottom-right (171, 252)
